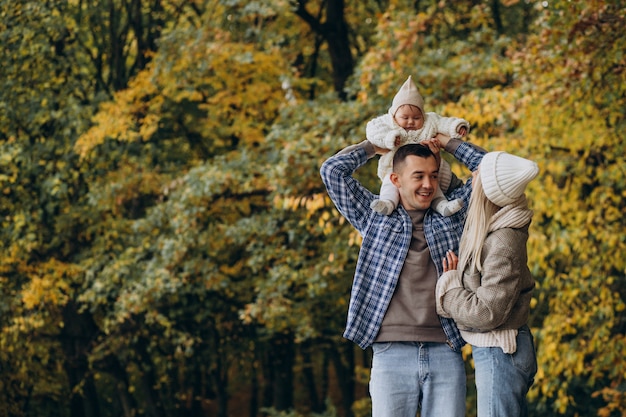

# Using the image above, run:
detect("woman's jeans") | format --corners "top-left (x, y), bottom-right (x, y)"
top-left (472, 326), bottom-right (538, 417)
top-left (369, 341), bottom-right (466, 417)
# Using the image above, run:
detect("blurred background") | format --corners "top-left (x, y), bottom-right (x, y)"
top-left (0, 1), bottom-right (624, 416)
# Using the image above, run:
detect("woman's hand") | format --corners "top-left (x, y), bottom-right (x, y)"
top-left (442, 250), bottom-right (458, 272)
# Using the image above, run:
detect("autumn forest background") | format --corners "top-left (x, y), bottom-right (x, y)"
top-left (1, 0), bottom-right (625, 416)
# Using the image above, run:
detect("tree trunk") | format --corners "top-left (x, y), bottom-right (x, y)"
top-left (490, 0), bottom-right (503, 35)
top-left (330, 341), bottom-right (355, 417)
top-left (269, 333), bottom-right (295, 411)
top-left (249, 357), bottom-right (259, 417)
top-left (260, 333), bottom-right (296, 411)
top-left (301, 344), bottom-right (324, 413)
top-left (135, 338), bottom-right (167, 417)
top-left (188, 363), bottom-right (210, 417)
top-left (293, 0), bottom-right (355, 100)
top-left (60, 302), bottom-right (101, 417)
top-left (212, 359), bottom-right (229, 417)
top-left (103, 355), bottom-right (137, 417)
top-left (322, 0), bottom-right (354, 100)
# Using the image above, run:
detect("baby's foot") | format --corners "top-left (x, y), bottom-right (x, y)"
top-left (370, 199), bottom-right (395, 215)
top-left (433, 197), bottom-right (464, 216)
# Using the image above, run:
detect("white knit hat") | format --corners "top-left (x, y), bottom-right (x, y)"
top-left (388, 76), bottom-right (425, 117)
top-left (480, 152), bottom-right (539, 207)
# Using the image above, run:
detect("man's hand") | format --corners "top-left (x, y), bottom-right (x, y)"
top-left (372, 143), bottom-right (391, 155)
top-left (421, 138), bottom-right (442, 166)
top-left (433, 133), bottom-right (452, 147)
top-left (421, 138), bottom-right (442, 154)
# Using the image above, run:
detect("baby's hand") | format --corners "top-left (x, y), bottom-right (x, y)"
top-left (394, 135), bottom-right (403, 147)
top-left (458, 126), bottom-right (468, 137)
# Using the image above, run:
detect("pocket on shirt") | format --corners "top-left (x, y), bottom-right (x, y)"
top-left (368, 217), bottom-right (404, 238)
top-left (378, 217), bottom-right (404, 233)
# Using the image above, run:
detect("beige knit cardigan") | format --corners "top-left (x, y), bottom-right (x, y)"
top-left (436, 196), bottom-right (535, 353)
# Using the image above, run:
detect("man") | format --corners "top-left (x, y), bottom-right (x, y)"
top-left (319, 135), bottom-right (485, 417)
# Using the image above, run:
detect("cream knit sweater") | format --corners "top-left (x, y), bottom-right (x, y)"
top-left (366, 112), bottom-right (470, 181)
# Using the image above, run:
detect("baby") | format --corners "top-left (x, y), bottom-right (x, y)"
top-left (367, 76), bottom-right (470, 216)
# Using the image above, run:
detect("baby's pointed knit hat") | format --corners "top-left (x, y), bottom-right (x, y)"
top-left (388, 76), bottom-right (425, 117)
top-left (480, 152), bottom-right (539, 207)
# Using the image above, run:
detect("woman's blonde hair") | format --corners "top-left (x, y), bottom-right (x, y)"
top-left (458, 172), bottom-right (501, 273)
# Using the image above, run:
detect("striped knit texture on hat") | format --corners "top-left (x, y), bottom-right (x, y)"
top-left (480, 151), bottom-right (539, 207)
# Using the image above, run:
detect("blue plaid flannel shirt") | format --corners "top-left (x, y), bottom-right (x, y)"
top-left (320, 139), bottom-right (486, 350)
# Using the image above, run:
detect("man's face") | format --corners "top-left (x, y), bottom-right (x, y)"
top-left (390, 155), bottom-right (439, 210)
top-left (393, 105), bottom-right (424, 131)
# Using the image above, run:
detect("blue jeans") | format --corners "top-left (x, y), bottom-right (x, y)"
top-left (369, 341), bottom-right (466, 417)
top-left (472, 326), bottom-right (538, 417)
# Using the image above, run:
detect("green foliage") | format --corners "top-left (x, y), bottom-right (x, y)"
top-left (347, 0), bottom-right (529, 106)
top-left (513, 2), bottom-right (626, 415)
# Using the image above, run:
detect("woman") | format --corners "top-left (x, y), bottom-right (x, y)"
top-left (436, 151), bottom-right (539, 417)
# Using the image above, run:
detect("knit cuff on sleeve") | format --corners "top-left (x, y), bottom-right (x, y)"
top-left (436, 269), bottom-right (463, 317)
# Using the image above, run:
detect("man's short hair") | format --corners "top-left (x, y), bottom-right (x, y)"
top-left (393, 143), bottom-right (436, 172)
